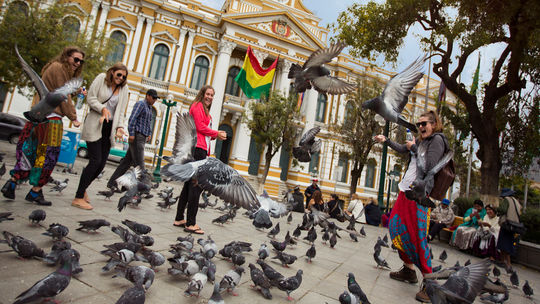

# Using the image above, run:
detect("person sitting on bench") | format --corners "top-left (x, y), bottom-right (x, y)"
top-left (427, 198), bottom-right (455, 242)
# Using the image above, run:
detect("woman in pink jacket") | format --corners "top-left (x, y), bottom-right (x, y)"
top-left (173, 85), bottom-right (226, 234)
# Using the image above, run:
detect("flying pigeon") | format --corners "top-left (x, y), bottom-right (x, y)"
top-left (257, 191), bottom-right (291, 218)
top-left (116, 167), bottom-right (151, 212)
top-left (76, 219), bottom-right (110, 233)
top-left (292, 126), bottom-right (322, 162)
top-left (2, 231), bottom-right (45, 259)
top-left (523, 280), bottom-right (534, 298)
top-left (208, 282), bottom-right (224, 304)
top-left (122, 219), bottom-right (151, 235)
top-left (277, 269), bottom-right (303, 301)
top-left (115, 285), bottom-right (145, 304)
top-left (248, 263), bottom-right (273, 299)
top-left (15, 45), bottom-right (83, 123)
top-left (362, 55), bottom-right (427, 132)
top-left (347, 273), bottom-right (371, 304)
top-left (219, 267), bottom-right (244, 295)
top-left (28, 209), bottom-right (46, 225)
top-left (113, 264), bottom-right (155, 290)
top-left (288, 42), bottom-right (355, 95)
top-left (42, 223), bottom-right (69, 240)
top-left (0, 212), bottom-right (14, 222)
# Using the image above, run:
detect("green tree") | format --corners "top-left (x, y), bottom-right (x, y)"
top-left (0, 1), bottom-right (117, 93)
top-left (332, 0), bottom-right (539, 203)
top-left (331, 77), bottom-right (383, 196)
top-left (244, 91), bottom-right (300, 185)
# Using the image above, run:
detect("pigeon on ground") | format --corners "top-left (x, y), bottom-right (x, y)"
top-left (42, 223), bottom-right (69, 240)
top-left (231, 252), bottom-right (246, 267)
top-left (252, 209), bottom-right (273, 229)
top-left (492, 265), bottom-right (501, 277)
top-left (136, 248), bottom-right (165, 269)
top-left (184, 266), bottom-right (208, 297)
top-left (76, 219), bottom-right (110, 233)
top-left (122, 220), bottom-right (151, 235)
top-left (208, 282), bottom-right (224, 304)
top-left (376, 236), bottom-right (389, 248)
top-left (359, 226), bottom-right (366, 237)
top-left (288, 42), bottom-right (355, 95)
top-left (510, 271), bottom-right (519, 288)
top-left (267, 222), bottom-right (280, 239)
top-left (523, 280), bottom-right (533, 298)
top-left (167, 257), bottom-right (201, 277)
top-left (382, 234), bottom-right (388, 244)
top-left (373, 247), bottom-right (391, 269)
top-left (49, 179), bottom-right (69, 194)
top-left (361, 55), bottom-right (427, 132)
top-left (157, 195), bottom-right (178, 210)
top-left (347, 273), bottom-right (371, 304)
top-left (349, 233), bottom-right (359, 242)
top-left (43, 240), bottom-right (72, 265)
top-left (102, 249), bottom-right (136, 272)
top-left (424, 259), bottom-right (490, 304)
top-left (219, 267), bottom-right (244, 295)
top-left (2, 231), bottom-right (45, 259)
top-left (248, 263), bottom-right (273, 299)
top-left (212, 213), bottom-right (230, 225)
top-left (116, 167), bottom-right (151, 212)
top-left (115, 285), bottom-right (145, 304)
top-left (293, 126), bottom-right (322, 162)
top-left (28, 209), bottom-right (46, 225)
top-left (479, 289), bottom-right (509, 304)
top-left (258, 243), bottom-right (270, 261)
top-left (270, 239), bottom-right (288, 252)
top-left (257, 191), bottom-right (292, 218)
top-left (432, 265), bottom-right (442, 273)
top-left (113, 264), bottom-right (155, 290)
top-left (330, 232), bottom-right (338, 249)
top-left (111, 226), bottom-right (154, 246)
top-left (54, 248), bottom-right (82, 275)
top-left (198, 236), bottom-right (218, 259)
top-left (272, 251), bottom-right (297, 267)
top-left (346, 215), bottom-right (356, 231)
top-left (292, 225), bottom-right (301, 239)
top-left (0, 163), bottom-right (5, 177)
top-left (257, 259), bottom-right (284, 286)
top-left (287, 212), bottom-right (293, 224)
top-left (15, 45), bottom-right (83, 123)
top-left (339, 291), bottom-right (360, 304)
top-left (304, 226), bottom-right (317, 244)
top-left (0, 212), bottom-right (14, 222)
top-left (439, 250), bottom-right (447, 263)
top-left (306, 244), bottom-right (316, 263)
top-left (464, 259), bottom-right (471, 266)
top-left (285, 231), bottom-right (296, 246)
top-left (278, 269), bottom-right (303, 301)
top-left (97, 189), bottom-right (115, 200)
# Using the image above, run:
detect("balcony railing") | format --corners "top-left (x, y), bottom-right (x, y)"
top-left (141, 77), bottom-right (170, 91)
top-left (224, 94), bottom-right (243, 107)
top-left (184, 88), bottom-right (198, 98)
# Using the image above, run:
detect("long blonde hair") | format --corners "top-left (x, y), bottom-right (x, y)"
top-left (191, 85), bottom-right (214, 116)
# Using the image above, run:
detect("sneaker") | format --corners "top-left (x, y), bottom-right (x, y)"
top-left (1, 180), bottom-right (16, 199)
top-left (72, 198), bottom-right (93, 210)
top-left (390, 266), bottom-right (418, 284)
top-left (25, 190), bottom-right (52, 206)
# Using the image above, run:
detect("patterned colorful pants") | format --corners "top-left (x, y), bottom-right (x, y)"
top-left (389, 191), bottom-right (432, 274)
top-left (11, 118), bottom-right (63, 187)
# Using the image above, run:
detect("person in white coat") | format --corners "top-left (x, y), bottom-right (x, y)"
top-left (345, 193), bottom-right (366, 223)
top-left (71, 63), bottom-right (130, 210)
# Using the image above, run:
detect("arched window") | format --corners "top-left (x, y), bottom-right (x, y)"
top-left (344, 101), bottom-right (354, 125)
top-left (364, 158), bottom-right (377, 188)
top-left (190, 56), bottom-right (209, 90)
top-left (309, 151), bottom-right (319, 174)
top-left (62, 16), bottom-right (80, 42)
top-left (337, 153), bottom-right (349, 183)
top-left (225, 67), bottom-right (241, 96)
top-left (148, 44), bottom-right (169, 80)
top-left (107, 31), bottom-right (127, 63)
top-left (315, 93), bottom-right (327, 122)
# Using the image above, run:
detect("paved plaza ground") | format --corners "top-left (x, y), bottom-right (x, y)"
top-left (0, 142), bottom-right (538, 304)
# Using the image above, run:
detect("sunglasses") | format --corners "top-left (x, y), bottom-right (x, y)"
top-left (415, 121), bottom-right (432, 128)
top-left (115, 72), bottom-right (127, 80)
top-left (72, 57), bottom-right (84, 64)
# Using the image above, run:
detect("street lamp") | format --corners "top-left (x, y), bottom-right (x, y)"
top-left (385, 169), bottom-right (400, 212)
top-left (152, 94), bottom-right (177, 182)
top-left (377, 120), bottom-right (390, 209)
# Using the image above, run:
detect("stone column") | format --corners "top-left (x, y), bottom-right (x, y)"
top-left (279, 59), bottom-right (292, 96)
top-left (303, 88), bottom-right (319, 130)
top-left (179, 29), bottom-right (195, 85)
top-left (208, 40), bottom-right (236, 153)
top-left (127, 15), bottom-right (145, 71)
top-left (136, 18), bottom-right (154, 74)
top-left (96, 2), bottom-right (110, 34)
top-left (84, 1), bottom-right (100, 38)
top-left (169, 28), bottom-right (188, 83)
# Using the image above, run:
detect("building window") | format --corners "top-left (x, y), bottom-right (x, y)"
top-left (62, 16), bottom-right (80, 42)
top-left (315, 93), bottom-right (327, 122)
top-left (190, 56), bottom-right (209, 90)
top-left (364, 158), bottom-right (376, 188)
top-left (107, 31), bottom-right (127, 63)
top-left (148, 44), bottom-right (169, 80)
top-left (309, 151), bottom-right (319, 174)
top-left (337, 153), bottom-right (349, 183)
top-left (344, 101), bottom-right (354, 125)
top-left (391, 164), bottom-right (401, 193)
top-left (225, 66), bottom-right (241, 96)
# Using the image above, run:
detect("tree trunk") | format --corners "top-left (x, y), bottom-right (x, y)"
top-left (349, 161), bottom-right (365, 198)
top-left (478, 136), bottom-right (501, 206)
top-left (260, 146), bottom-right (274, 186)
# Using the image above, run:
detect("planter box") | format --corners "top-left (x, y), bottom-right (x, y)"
top-left (515, 240), bottom-right (540, 271)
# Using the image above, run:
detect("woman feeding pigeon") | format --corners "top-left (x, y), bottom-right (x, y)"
top-left (2, 46), bottom-right (86, 206)
top-left (374, 110), bottom-right (448, 303)
top-left (173, 85), bottom-right (227, 234)
top-left (72, 63), bottom-right (130, 210)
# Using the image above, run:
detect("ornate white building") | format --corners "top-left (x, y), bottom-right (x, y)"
top-left (0, 0), bottom-right (454, 203)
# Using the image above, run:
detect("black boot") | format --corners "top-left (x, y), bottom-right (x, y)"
top-left (25, 189), bottom-right (52, 206)
top-left (1, 180), bottom-right (16, 199)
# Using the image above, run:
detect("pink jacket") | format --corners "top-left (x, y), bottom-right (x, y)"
top-left (190, 102), bottom-right (218, 154)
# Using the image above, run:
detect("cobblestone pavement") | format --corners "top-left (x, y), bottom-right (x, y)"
top-left (0, 142), bottom-right (538, 303)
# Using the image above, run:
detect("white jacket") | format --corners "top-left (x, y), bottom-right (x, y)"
top-left (348, 199), bottom-right (366, 223)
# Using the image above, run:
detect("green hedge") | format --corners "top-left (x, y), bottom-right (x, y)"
top-left (521, 208), bottom-right (540, 244)
top-left (452, 197), bottom-right (477, 216)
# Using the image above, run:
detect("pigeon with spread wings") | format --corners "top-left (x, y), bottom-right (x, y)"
top-left (362, 55), bottom-right (427, 132)
top-left (288, 42), bottom-right (355, 95)
top-left (15, 45), bottom-right (83, 123)
top-left (116, 167), bottom-right (151, 212)
top-left (292, 126), bottom-right (321, 162)
top-left (162, 113), bottom-right (259, 211)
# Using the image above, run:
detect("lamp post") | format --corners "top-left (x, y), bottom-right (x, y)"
top-left (385, 169), bottom-right (400, 212)
top-left (377, 120), bottom-right (390, 209)
top-left (152, 95), bottom-right (177, 182)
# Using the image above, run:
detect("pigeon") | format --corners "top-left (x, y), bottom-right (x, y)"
top-left (252, 209), bottom-right (273, 229)
top-left (15, 45), bottom-right (83, 123)
top-left (293, 126), bottom-right (322, 162)
top-left (257, 191), bottom-right (292, 218)
top-left (492, 265), bottom-right (501, 277)
top-left (113, 264), bottom-right (155, 290)
top-left (277, 269), bottom-right (303, 301)
top-left (248, 263), bottom-right (273, 299)
top-left (168, 258), bottom-right (201, 277)
top-left (0, 212), bottom-right (14, 222)
top-left (432, 265), bottom-right (442, 273)
top-left (258, 243), bottom-right (271, 260)
top-left (157, 195), bottom-right (178, 210)
top-left (49, 178), bottom-right (69, 194)
top-left (424, 259), bottom-right (490, 304)
top-left (292, 225), bottom-right (301, 239)
top-left (122, 219), bottom-right (151, 235)
top-left (306, 244), bottom-right (316, 263)
top-left (212, 213), bottom-right (230, 225)
top-left (361, 55), bottom-right (427, 132)
top-left (115, 285), bottom-right (145, 304)
top-left (43, 240), bottom-right (72, 265)
top-left (339, 291), bottom-right (360, 304)
top-left (219, 267), bottom-right (244, 295)
top-left (97, 189), bottom-right (115, 200)
top-left (198, 236), bottom-right (218, 259)
top-left (479, 289), bottom-right (509, 304)
top-left (347, 273), bottom-right (371, 304)
top-left (76, 219), bottom-right (110, 233)
top-left (373, 247), bottom-right (390, 269)
top-left (111, 226), bottom-right (154, 246)
top-left (523, 280), bottom-right (533, 298)
top-left (330, 232), bottom-right (338, 249)
top-left (430, 247), bottom-right (434, 259)
top-left (2, 231), bottom-right (45, 259)
top-left (510, 271), bottom-right (519, 288)
top-left (0, 163), bottom-right (5, 177)
top-left (454, 260), bottom-right (461, 268)
top-left (184, 266), bottom-right (208, 297)
top-left (304, 226), bottom-right (317, 244)
top-left (464, 259), bottom-right (471, 266)
top-left (346, 215), bottom-right (356, 231)
top-left (376, 236), bottom-right (389, 248)
top-left (102, 249), bottom-right (136, 272)
top-left (28, 209), bottom-right (46, 225)
top-left (359, 226), bottom-right (366, 237)
top-left (257, 259), bottom-right (284, 285)
top-left (287, 212), bottom-right (293, 224)
top-left (288, 42), bottom-right (355, 95)
top-left (116, 167), bottom-right (151, 212)
top-left (208, 282), bottom-right (224, 304)
top-left (205, 258), bottom-right (217, 283)
top-left (231, 252), bottom-right (246, 267)
top-left (137, 248), bottom-right (165, 269)
top-left (267, 222), bottom-right (281, 239)
top-left (270, 239), bottom-right (288, 252)
top-left (272, 251), bottom-right (297, 267)
top-left (285, 231), bottom-right (296, 246)
top-left (439, 250), bottom-right (447, 263)
top-left (42, 223), bottom-right (69, 240)
top-left (382, 234), bottom-right (389, 244)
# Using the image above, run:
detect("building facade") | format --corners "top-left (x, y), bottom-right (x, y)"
top-left (0, 0), bottom-right (454, 203)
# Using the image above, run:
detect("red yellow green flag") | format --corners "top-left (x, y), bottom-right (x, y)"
top-left (235, 46), bottom-right (278, 99)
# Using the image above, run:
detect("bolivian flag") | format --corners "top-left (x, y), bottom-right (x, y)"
top-left (235, 46), bottom-right (279, 99)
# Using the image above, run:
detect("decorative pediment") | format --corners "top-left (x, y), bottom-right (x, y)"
top-left (64, 2), bottom-right (89, 16)
top-left (192, 43), bottom-right (217, 56)
top-left (151, 30), bottom-right (177, 44)
top-left (106, 17), bottom-right (135, 31)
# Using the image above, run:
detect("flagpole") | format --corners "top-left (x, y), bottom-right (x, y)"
top-left (424, 51), bottom-right (431, 111)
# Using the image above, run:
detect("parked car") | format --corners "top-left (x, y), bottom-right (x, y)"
top-left (77, 140), bottom-right (127, 162)
top-left (0, 112), bottom-right (26, 144)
